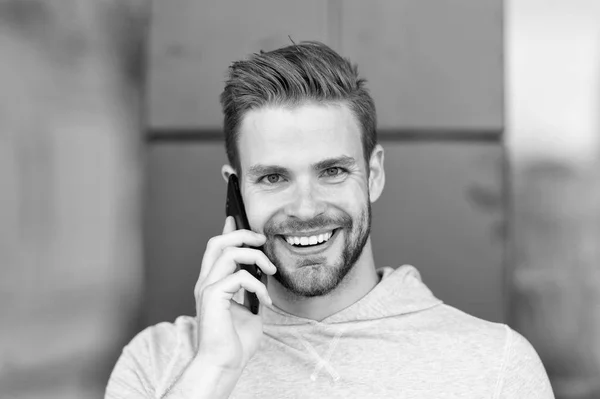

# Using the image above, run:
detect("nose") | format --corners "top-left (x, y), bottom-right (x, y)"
top-left (283, 178), bottom-right (326, 220)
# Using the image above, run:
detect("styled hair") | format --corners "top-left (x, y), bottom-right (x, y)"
top-left (220, 41), bottom-right (377, 174)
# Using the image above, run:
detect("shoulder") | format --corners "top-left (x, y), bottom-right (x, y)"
top-left (497, 327), bottom-right (555, 397)
top-left (419, 303), bottom-right (510, 352)
top-left (105, 316), bottom-right (198, 398)
top-left (121, 315), bottom-right (197, 366)
top-left (432, 304), bottom-right (540, 361)
top-left (432, 305), bottom-right (554, 397)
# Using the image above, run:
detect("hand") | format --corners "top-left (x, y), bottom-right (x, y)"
top-left (193, 216), bottom-right (276, 373)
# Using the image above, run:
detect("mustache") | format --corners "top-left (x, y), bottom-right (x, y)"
top-left (263, 214), bottom-right (352, 235)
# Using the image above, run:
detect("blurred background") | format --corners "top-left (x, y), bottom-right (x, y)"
top-left (1, 0), bottom-right (599, 398)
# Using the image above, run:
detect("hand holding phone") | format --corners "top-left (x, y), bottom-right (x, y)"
top-left (186, 174), bottom-right (275, 381)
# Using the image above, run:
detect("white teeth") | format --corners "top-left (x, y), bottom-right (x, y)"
top-left (284, 230), bottom-right (335, 247)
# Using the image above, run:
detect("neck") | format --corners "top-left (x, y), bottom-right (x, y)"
top-left (267, 238), bottom-right (379, 321)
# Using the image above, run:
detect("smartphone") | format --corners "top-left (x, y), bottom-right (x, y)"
top-left (226, 173), bottom-right (266, 314)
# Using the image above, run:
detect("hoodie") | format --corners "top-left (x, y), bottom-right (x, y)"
top-left (105, 265), bottom-right (555, 398)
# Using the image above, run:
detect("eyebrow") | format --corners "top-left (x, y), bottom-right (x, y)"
top-left (312, 155), bottom-right (357, 171)
top-left (246, 156), bottom-right (357, 178)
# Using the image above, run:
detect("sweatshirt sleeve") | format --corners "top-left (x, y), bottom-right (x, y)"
top-left (496, 327), bottom-right (555, 399)
top-left (104, 328), bottom-right (157, 399)
top-left (104, 317), bottom-right (197, 399)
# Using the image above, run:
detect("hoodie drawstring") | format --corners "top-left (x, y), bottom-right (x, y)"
top-left (292, 327), bottom-right (347, 382)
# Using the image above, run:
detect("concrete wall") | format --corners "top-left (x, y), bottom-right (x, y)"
top-left (0, 1), bottom-right (146, 398)
top-left (507, 0), bottom-right (600, 397)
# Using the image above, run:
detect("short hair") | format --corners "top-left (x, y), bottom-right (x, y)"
top-left (220, 41), bottom-right (377, 174)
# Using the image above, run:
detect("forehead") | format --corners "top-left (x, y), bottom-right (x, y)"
top-left (237, 103), bottom-right (363, 168)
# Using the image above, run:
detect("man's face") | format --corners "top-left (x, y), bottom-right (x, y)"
top-left (237, 102), bottom-right (372, 297)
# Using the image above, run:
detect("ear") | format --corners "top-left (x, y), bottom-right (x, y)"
top-left (368, 144), bottom-right (385, 203)
top-left (221, 164), bottom-right (236, 183)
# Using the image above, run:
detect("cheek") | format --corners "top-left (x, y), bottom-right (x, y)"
top-left (244, 178), bottom-right (369, 228)
top-left (244, 195), bottom-right (278, 232)
top-left (330, 180), bottom-right (369, 209)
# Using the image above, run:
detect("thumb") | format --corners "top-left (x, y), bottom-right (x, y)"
top-left (232, 288), bottom-right (245, 305)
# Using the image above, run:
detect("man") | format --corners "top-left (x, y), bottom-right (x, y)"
top-left (105, 42), bottom-right (554, 398)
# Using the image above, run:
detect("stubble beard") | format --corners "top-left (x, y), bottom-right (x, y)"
top-left (263, 201), bottom-right (372, 298)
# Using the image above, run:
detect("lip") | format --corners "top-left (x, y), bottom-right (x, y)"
top-left (278, 228), bottom-right (339, 237)
top-left (277, 228), bottom-right (340, 255)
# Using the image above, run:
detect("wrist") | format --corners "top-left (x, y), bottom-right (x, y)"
top-left (196, 346), bottom-right (245, 374)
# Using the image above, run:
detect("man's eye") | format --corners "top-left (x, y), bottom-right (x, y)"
top-left (324, 167), bottom-right (344, 177)
top-left (262, 174), bottom-right (283, 184)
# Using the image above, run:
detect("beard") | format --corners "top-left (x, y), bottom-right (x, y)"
top-left (262, 200), bottom-right (372, 298)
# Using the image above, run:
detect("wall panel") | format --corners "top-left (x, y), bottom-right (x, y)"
top-left (148, 0), bottom-right (503, 132)
top-left (148, 0), bottom-right (330, 128)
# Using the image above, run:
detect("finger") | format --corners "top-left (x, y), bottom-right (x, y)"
top-left (204, 247), bottom-right (276, 287)
top-left (202, 269), bottom-right (272, 310)
top-left (222, 216), bottom-right (236, 235)
top-left (199, 230), bottom-right (267, 280)
top-left (232, 288), bottom-right (244, 305)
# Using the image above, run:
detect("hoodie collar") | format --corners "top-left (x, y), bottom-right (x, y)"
top-left (261, 265), bottom-right (443, 325)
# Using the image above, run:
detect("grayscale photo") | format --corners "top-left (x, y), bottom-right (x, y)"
top-left (1, 1), bottom-right (599, 398)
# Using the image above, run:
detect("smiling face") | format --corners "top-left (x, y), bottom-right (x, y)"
top-left (231, 102), bottom-right (382, 298)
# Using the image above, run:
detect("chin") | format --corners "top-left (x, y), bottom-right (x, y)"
top-left (273, 256), bottom-right (352, 298)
